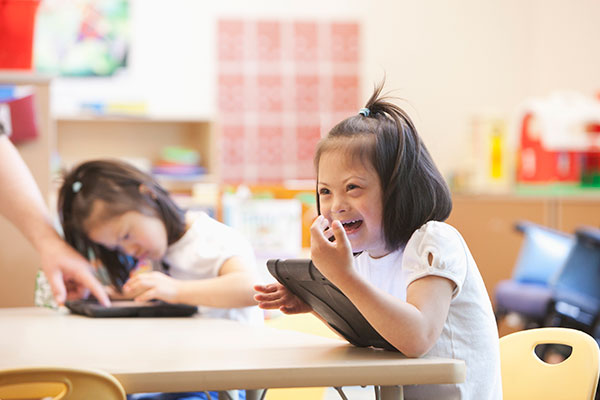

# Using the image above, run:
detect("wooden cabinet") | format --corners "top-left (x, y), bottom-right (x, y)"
top-left (0, 71), bottom-right (54, 307)
top-left (556, 197), bottom-right (600, 233)
top-left (447, 194), bottom-right (600, 307)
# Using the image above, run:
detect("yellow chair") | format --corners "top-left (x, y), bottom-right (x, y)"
top-left (500, 327), bottom-right (600, 400)
top-left (0, 366), bottom-right (126, 400)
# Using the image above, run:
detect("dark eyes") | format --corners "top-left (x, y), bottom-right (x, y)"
top-left (318, 185), bottom-right (360, 195)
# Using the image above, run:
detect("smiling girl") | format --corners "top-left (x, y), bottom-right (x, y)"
top-left (255, 83), bottom-right (502, 399)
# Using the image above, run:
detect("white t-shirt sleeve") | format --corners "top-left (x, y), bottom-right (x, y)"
top-left (402, 221), bottom-right (468, 299)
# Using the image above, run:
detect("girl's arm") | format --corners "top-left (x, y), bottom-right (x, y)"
top-left (0, 136), bottom-right (109, 306)
top-left (311, 217), bottom-right (454, 357)
top-left (124, 256), bottom-right (258, 308)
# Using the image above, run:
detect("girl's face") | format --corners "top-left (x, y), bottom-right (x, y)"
top-left (317, 149), bottom-right (388, 258)
top-left (84, 200), bottom-right (169, 261)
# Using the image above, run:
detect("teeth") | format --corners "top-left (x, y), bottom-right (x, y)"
top-left (342, 219), bottom-right (360, 225)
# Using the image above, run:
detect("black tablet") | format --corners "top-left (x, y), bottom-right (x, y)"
top-left (65, 299), bottom-right (198, 318)
top-left (267, 258), bottom-right (397, 351)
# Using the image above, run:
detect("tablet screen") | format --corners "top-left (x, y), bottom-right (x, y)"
top-left (65, 298), bottom-right (198, 318)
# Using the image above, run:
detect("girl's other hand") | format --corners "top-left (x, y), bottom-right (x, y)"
top-left (105, 285), bottom-right (132, 300)
top-left (310, 216), bottom-right (356, 286)
top-left (254, 283), bottom-right (312, 314)
top-left (122, 271), bottom-right (180, 303)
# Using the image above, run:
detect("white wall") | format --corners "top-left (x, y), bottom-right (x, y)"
top-left (51, 0), bottom-right (365, 118)
top-left (363, 0), bottom-right (600, 174)
top-left (51, 0), bottom-right (600, 177)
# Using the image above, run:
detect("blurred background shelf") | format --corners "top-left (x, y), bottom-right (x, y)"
top-left (56, 116), bottom-right (219, 183)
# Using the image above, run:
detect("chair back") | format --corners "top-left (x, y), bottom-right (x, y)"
top-left (500, 327), bottom-right (600, 400)
top-left (512, 221), bottom-right (574, 285)
top-left (551, 227), bottom-right (600, 326)
top-left (0, 366), bottom-right (126, 400)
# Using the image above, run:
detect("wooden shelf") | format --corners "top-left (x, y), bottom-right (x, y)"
top-left (56, 117), bottom-right (219, 184)
top-left (0, 71), bottom-right (53, 85)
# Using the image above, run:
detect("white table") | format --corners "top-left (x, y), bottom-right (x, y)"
top-left (0, 307), bottom-right (465, 399)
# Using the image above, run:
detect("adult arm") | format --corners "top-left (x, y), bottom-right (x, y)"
top-left (0, 136), bottom-right (109, 305)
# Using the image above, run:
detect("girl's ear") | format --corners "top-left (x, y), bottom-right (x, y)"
top-left (138, 184), bottom-right (157, 199)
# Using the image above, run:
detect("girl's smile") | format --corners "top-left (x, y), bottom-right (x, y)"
top-left (317, 150), bottom-right (388, 258)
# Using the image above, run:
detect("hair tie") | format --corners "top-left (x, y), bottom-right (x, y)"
top-left (72, 181), bottom-right (82, 193)
top-left (358, 107), bottom-right (370, 117)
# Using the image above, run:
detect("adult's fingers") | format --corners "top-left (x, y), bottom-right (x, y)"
top-left (72, 267), bottom-right (110, 306)
top-left (46, 269), bottom-right (67, 306)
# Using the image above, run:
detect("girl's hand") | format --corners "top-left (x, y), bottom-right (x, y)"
top-left (310, 215), bottom-right (356, 286)
top-left (122, 271), bottom-right (181, 303)
top-left (105, 285), bottom-right (132, 300)
top-left (254, 283), bottom-right (312, 314)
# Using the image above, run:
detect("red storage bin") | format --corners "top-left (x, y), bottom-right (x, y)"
top-left (0, 0), bottom-right (41, 69)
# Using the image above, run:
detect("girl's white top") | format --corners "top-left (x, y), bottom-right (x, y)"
top-left (164, 211), bottom-right (263, 324)
top-left (355, 221), bottom-right (502, 400)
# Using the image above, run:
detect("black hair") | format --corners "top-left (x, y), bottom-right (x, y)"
top-left (57, 159), bottom-right (186, 290)
top-left (314, 81), bottom-right (452, 251)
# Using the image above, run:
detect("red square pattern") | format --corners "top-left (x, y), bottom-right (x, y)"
top-left (218, 75), bottom-right (245, 112)
top-left (331, 75), bottom-right (359, 112)
top-left (217, 19), bottom-right (360, 182)
top-left (256, 21), bottom-right (281, 61)
top-left (293, 22), bottom-right (318, 62)
top-left (256, 75), bottom-right (283, 113)
top-left (218, 20), bottom-right (244, 62)
top-left (295, 75), bottom-right (320, 112)
top-left (331, 23), bottom-right (359, 63)
top-left (296, 126), bottom-right (322, 162)
top-left (257, 125), bottom-right (283, 165)
top-left (221, 125), bottom-right (245, 165)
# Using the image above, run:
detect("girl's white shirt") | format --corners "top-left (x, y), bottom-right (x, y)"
top-left (163, 211), bottom-right (263, 325)
top-left (355, 221), bottom-right (502, 400)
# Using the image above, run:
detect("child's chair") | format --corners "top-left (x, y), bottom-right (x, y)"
top-left (0, 366), bottom-right (126, 400)
top-left (494, 221), bottom-right (574, 327)
top-left (500, 327), bottom-right (600, 400)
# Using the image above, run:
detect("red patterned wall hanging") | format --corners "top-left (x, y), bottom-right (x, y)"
top-left (217, 19), bottom-right (361, 183)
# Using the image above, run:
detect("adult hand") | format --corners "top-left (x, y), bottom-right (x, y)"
top-left (39, 237), bottom-right (110, 306)
top-left (254, 283), bottom-right (312, 314)
top-left (310, 215), bottom-right (356, 286)
top-left (123, 271), bottom-right (180, 303)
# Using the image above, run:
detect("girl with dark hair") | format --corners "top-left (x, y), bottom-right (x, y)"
top-left (58, 159), bottom-right (261, 321)
top-left (59, 159), bottom-right (261, 400)
top-left (256, 83), bottom-right (502, 399)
